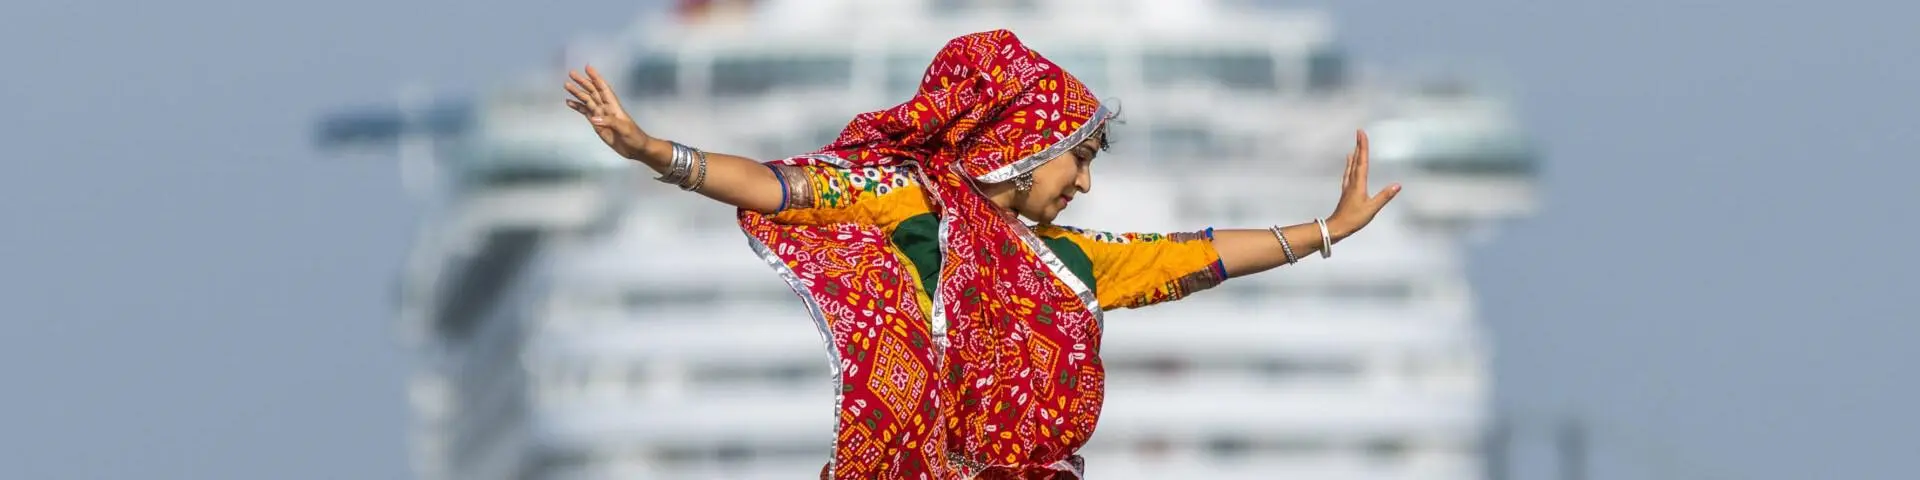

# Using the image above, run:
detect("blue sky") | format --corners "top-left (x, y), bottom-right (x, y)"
top-left (2, 1), bottom-right (1913, 479)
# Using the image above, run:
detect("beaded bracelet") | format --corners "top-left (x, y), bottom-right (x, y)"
top-left (1268, 225), bottom-right (1298, 265)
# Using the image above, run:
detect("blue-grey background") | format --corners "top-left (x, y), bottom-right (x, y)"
top-left (3, 0), bottom-right (1912, 479)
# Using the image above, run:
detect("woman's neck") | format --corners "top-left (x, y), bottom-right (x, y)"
top-left (976, 181), bottom-right (1021, 212)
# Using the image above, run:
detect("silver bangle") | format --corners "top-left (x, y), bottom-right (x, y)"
top-left (654, 141), bottom-right (694, 185)
top-left (681, 148), bottom-right (709, 192)
top-left (1268, 225), bottom-right (1298, 264)
top-left (651, 145), bottom-right (681, 184)
top-left (1314, 218), bottom-right (1332, 259)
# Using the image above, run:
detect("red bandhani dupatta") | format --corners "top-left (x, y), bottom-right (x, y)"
top-left (738, 30), bottom-right (1115, 479)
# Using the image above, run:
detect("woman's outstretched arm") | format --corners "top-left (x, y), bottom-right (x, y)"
top-left (1213, 222), bottom-right (1343, 277)
top-left (564, 65), bottom-right (786, 214)
top-left (1052, 131), bottom-right (1399, 310)
top-left (1214, 130), bottom-right (1400, 278)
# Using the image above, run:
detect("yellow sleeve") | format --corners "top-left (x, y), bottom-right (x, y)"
top-left (764, 163), bottom-right (930, 227)
top-left (1043, 226), bottom-right (1229, 310)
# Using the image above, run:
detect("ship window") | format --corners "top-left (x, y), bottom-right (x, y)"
top-left (1258, 357), bottom-right (1363, 381)
top-left (474, 166), bottom-right (587, 187)
top-left (1324, 280), bottom-right (1415, 302)
top-left (1107, 355), bottom-right (1190, 381)
top-left (1217, 281), bottom-right (1272, 301)
top-left (1145, 126), bottom-right (1255, 160)
top-left (625, 288), bottom-right (720, 309)
top-left (621, 287), bottom-right (802, 315)
top-left (1364, 437), bottom-right (1413, 464)
top-left (1271, 438), bottom-right (1335, 456)
top-left (626, 57), bottom-right (679, 97)
top-left (1142, 51), bottom-right (1277, 91)
top-left (1205, 436), bottom-right (1255, 459)
top-left (1131, 436), bottom-right (1175, 460)
top-left (1149, 125), bottom-right (1218, 157)
top-left (653, 445), bottom-right (703, 467)
top-left (529, 448), bottom-right (598, 477)
top-left (688, 363), bottom-right (823, 389)
top-left (714, 443), bottom-right (754, 465)
top-left (711, 54), bottom-right (853, 97)
top-left (1307, 47), bottom-right (1348, 91)
top-left (1412, 135), bottom-right (1538, 174)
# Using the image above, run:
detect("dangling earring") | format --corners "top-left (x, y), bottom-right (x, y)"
top-left (1013, 173), bottom-right (1034, 192)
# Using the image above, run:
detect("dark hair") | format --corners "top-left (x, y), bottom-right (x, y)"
top-left (1095, 103), bottom-right (1125, 152)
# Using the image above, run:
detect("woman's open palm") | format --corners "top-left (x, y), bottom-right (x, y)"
top-left (1327, 130), bottom-right (1401, 237)
top-left (565, 65), bottom-right (652, 160)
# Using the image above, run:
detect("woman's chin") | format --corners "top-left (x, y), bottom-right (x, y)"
top-left (1023, 208), bottom-right (1062, 225)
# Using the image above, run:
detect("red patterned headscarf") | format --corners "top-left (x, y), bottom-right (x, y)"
top-left (740, 30), bottom-right (1114, 478)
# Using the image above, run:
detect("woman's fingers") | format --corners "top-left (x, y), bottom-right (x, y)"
top-left (571, 71), bottom-right (603, 104)
top-left (569, 69), bottom-right (593, 89)
top-left (1341, 148), bottom-right (1356, 192)
top-left (1354, 130), bottom-right (1370, 191)
top-left (564, 81), bottom-right (596, 109)
top-left (1374, 184), bottom-right (1401, 208)
top-left (565, 99), bottom-right (591, 116)
top-left (586, 65), bottom-right (621, 108)
top-left (1344, 144), bottom-right (1359, 191)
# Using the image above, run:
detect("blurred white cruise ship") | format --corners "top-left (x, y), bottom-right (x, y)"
top-left (316, 0), bottom-right (1540, 479)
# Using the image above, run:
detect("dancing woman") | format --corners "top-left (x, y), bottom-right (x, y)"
top-left (565, 30), bottom-right (1399, 479)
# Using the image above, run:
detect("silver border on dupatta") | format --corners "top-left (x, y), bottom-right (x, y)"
top-left (743, 232), bottom-right (843, 474)
top-left (740, 152), bottom-right (856, 475)
top-left (965, 103), bottom-right (1113, 325)
top-left (795, 152), bottom-right (855, 168)
top-left (907, 163), bottom-right (953, 353)
top-left (935, 161), bottom-right (1106, 332)
top-left (973, 103), bottom-right (1115, 184)
top-left (1009, 217), bottom-right (1104, 326)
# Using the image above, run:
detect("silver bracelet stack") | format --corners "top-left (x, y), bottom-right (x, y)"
top-left (1268, 225), bottom-right (1298, 265)
top-left (652, 141), bottom-right (710, 192)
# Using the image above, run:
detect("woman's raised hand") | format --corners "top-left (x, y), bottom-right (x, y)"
top-left (565, 65), bottom-right (656, 161)
top-left (1326, 130), bottom-right (1401, 240)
